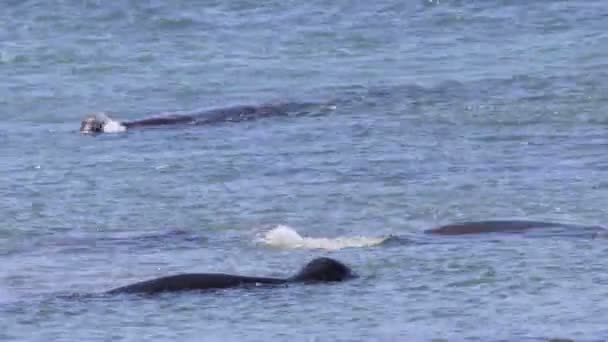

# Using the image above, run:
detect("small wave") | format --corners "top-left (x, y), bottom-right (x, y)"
top-left (257, 225), bottom-right (389, 251)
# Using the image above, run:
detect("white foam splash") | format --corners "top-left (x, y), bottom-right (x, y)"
top-left (102, 116), bottom-right (127, 133)
top-left (258, 225), bottom-right (387, 251)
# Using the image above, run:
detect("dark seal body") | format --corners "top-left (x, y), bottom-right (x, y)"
top-left (122, 104), bottom-right (291, 129)
top-left (424, 219), bottom-right (606, 236)
top-left (106, 274), bottom-right (286, 294)
top-left (79, 102), bottom-right (322, 134)
top-left (106, 257), bottom-right (355, 295)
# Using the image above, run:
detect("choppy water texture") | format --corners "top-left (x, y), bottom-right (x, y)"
top-left (2, 0), bottom-right (608, 341)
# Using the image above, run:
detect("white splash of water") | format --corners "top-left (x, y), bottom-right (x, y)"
top-left (258, 224), bottom-right (387, 251)
top-left (102, 116), bottom-right (127, 133)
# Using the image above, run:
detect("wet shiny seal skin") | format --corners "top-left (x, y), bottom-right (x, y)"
top-left (79, 103), bottom-right (306, 134)
top-left (106, 257), bottom-right (356, 295)
top-left (423, 219), bottom-right (607, 236)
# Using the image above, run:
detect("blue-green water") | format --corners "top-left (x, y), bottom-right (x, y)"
top-left (2, 1), bottom-right (608, 340)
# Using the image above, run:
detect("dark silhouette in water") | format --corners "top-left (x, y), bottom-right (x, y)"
top-left (80, 102), bottom-right (332, 134)
top-left (106, 257), bottom-right (355, 295)
top-left (423, 219), bottom-right (607, 236)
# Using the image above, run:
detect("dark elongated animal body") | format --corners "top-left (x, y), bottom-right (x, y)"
top-left (80, 102), bottom-right (327, 134)
top-left (424, 219), bottom-right (606, 236)
top-left (106, 257), bottom-right (355, 295)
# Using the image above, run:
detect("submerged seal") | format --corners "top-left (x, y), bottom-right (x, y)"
top-left (79, 103), bottom-right (297, 134)
top-left (106, 257), bottom-right (355, 295)
top-left (423, 219), bottom-right (607, 236)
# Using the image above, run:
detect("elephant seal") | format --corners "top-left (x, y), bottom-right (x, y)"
top-left (106, 257), bottom-right (355, 295)
top-left (79, 103), bottom-right (305, 134)
top-left (423, 219), bottom-right (607, 236)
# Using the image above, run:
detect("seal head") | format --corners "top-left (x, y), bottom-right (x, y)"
top-left (80, 113), bottom-right (126, 134)
top-left (80, 114), bottom-right (105, 134)
top-left (289, 257), bottom-right (356, 282)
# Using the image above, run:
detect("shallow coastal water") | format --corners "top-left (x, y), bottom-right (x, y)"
top-left (2, 0), bottom-right (608, 340)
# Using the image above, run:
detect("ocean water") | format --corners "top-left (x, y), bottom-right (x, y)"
top-left (2, 0), bottom-right (608, 340)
